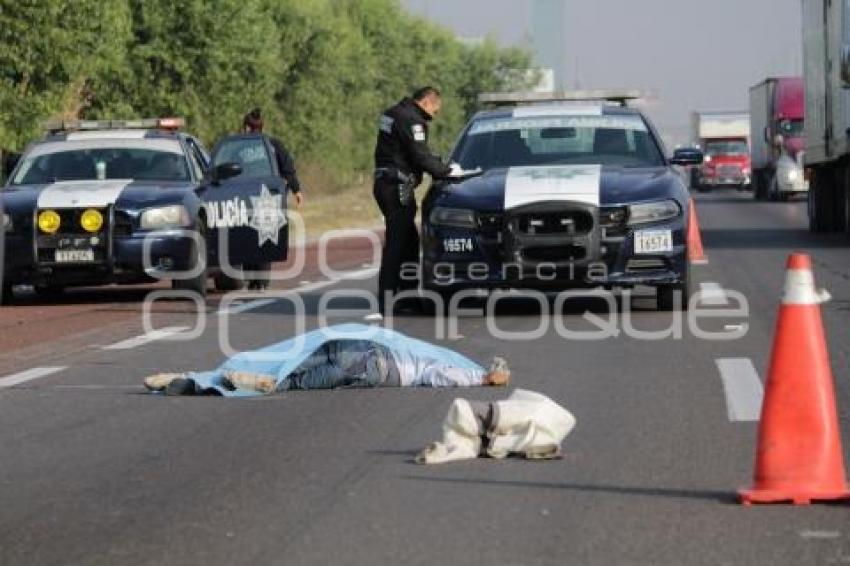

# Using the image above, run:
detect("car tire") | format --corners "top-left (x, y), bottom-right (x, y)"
top-left (657, 261), bottom-right (692, 312)
top-left (0, 282), bottom-right (12, 306)
top-left (172, 227), bottom-right (208, 298)
top-left (214, 269), bottom-right (244, 292)
top-left (246, 262), bottom-right (271, 291)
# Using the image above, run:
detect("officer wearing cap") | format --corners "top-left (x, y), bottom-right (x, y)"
top-left (373, 86), bottom-right (455, 315)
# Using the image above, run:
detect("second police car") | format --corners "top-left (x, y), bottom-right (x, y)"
top-left (421, 92), bottom-right (704, 311)
top-left (0, 118), bottom-right (290, 304)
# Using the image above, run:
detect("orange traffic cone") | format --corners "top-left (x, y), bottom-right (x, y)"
top-left (739, 253), bottom-right (850, 505)
top-left (687, 198), bottom-right (707, 265)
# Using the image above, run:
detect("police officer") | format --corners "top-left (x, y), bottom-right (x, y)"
top-left (373, 86), bottom-right (455, 315)
top-left (242, 108), bottom-right (304, 290)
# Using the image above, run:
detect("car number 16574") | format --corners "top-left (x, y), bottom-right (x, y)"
top-left (443, 238), bottom-right (474, 253)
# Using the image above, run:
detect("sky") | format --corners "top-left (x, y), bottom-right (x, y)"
top-left (402, 0), bottom-right (803, 147)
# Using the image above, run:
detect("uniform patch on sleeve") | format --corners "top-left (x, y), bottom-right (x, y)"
top-left (379, 115), bottom-right (394, 134)
top-left (412, 123), bottom-right (426, 142)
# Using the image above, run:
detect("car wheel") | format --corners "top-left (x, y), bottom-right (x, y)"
top-left (0, 282), bottom-right (13, 306)
top-left (657, 261), bottom-right (692, 312)
top-left (172, 227), bottom-right (208, 298)
top-left (214, 268), bottom-right (244, 292)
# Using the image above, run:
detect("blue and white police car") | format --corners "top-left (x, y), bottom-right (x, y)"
top-left (0, 118), bottom-right (290, 304)
top-left (421, 92), bottom-right (704, 310)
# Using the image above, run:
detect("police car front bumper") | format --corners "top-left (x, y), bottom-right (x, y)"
top-left (2, 229), bottom-right (196, 287)
top-left (422, 206), bottom-right (687, 291)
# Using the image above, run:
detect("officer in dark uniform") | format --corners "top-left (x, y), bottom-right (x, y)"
top-left (373, 86), bottom-right (453, 314)
top-left (242, 108), bottom-right (304, 290)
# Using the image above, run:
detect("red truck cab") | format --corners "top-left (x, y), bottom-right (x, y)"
top-left (699, 137), bottom-right (751, 190)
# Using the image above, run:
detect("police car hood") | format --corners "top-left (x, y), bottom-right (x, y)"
top-left (434, 165), bottom-right (679, 210)
top-left (2, 179), bottom-right (195, 213)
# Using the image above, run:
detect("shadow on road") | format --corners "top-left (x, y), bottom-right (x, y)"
top-left (404, 475), bottom-right (736, 504)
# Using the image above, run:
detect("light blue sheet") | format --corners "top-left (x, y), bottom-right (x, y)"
top-left (183, 323), bottom-right (484, 397)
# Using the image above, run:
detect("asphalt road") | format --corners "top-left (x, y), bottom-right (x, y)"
top-left (1, 190), bottom-right (850, 565)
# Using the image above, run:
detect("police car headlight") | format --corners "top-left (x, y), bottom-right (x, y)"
top-left (38, 210), bottom-right (61, 234)
top-left (2, 212), bottom-right (11, 232)
top-left (140, 205), bottom-right (190, 230)
top-left (429, 207), bottom-right (477, 229)
top-left (786, 169), bottom-right (799, 182)
top-left (627, 199), bottom-right (681, 225)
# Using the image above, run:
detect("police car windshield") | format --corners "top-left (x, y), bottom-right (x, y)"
top-left (453, 114), bottom-right (665, 170)
top-left (11, 143), bottom-right (190, 185)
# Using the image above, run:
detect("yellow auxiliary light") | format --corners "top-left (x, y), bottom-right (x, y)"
top-left (38, 210), bottom-right (61, 234)
top-left (80, 209), bottom-right (103, 233)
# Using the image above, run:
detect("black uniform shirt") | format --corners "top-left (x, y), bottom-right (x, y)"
top-left (374, 97), bottom-right (451, 180)
top-left (269, 137), bottom-right (301, 193)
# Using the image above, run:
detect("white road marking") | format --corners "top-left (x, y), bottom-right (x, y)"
top-left (716, 358), bottom-right (764, 422)
top-left (0, 366), bottom-right (67, 388)
top-left (690, 258), bottom-right (709, 265)
top-left (216, 298), bottom-right (277, 317)
top-left (699, 282), bottom-right (728, 306)
top-left (102, 326), bottom-right (190, 350)
top-left (800, 530), bottom-right (841, 540)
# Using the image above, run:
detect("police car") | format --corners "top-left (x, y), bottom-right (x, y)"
top-left (421, 92), bottom-right (704, 310)
top-left (0, 118), bottom-right (290, 304)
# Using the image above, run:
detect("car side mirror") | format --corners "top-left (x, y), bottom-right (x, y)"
top-left (670, 148), bottom-right (704, 166)
top-left (210, 162), bottom-right (242, 184)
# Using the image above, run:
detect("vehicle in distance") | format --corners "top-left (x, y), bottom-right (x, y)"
top-left (749, 77), bottom-right (807, 201)
top-left (0, 118), bottom-right (290, 305)
top-left (421, 93), bottom-right (703, 311)
top-left (690, 111), bottom-right (751, 191)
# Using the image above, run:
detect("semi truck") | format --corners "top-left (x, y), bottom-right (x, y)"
top-left (749, 77), bottom-right (807, 201)
top-left (690, 111), bottom-right (751, 191)
top-left (802, 0), bottom-right (850, 233)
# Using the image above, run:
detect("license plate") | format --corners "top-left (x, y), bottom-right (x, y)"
top-left (634, 230), bottom-right (672, 254)
top-left (55, 249), bottom-right (95, 263)
top-left (443, 238), bottom-right (474, 253)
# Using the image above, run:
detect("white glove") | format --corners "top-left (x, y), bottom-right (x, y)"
top-left (448, 162), bottom-right (464, 177)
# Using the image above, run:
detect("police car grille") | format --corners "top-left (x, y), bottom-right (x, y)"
top-left (516, 211), bottom-right (593, 236)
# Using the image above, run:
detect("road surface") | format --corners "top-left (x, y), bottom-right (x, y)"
top-left (1, 191), bottom-right (849, 565)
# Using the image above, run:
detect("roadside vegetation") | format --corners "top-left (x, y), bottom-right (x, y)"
top-left (0, 0), bottom-right (534, 234)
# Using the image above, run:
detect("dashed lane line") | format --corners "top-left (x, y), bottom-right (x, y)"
top-left (0, 366), bottom-right (67, 388)
top-left (101, 326), bottom-right (190, 351)
top-left (716, 358), bottom-right (764, 422)
top-left (699, 282), bottom-right (729, 306)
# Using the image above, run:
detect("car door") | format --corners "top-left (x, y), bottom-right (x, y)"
top-left (205, 134), bottom-right (288, 269)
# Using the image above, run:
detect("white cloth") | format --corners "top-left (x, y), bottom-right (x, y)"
top-left (389, 351), bottom-right (486, 387)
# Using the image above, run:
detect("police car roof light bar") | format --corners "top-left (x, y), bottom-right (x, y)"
top-left (478, 90), bottom-right (651, 108)
top-left (43, 117), bottom-right (185, 134)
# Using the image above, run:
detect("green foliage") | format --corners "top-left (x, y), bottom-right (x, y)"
top-left (0, 0), bottom-right (536, 184)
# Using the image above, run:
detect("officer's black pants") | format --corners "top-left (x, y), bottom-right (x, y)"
top-left (373, 178), bottom-right (419, 311)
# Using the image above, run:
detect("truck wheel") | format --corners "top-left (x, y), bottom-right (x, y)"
top-left (172, 227), bottom-right (208, 298)
top-left (657, 262), bottom-right (692, 312)
top-left (809, 171), bottom-right (828, 233)
top-left (768, 175), bottom-right (780, 202)
top-left (214, 269), bottom-right (244, 292)
top-left (0, 283), bottom-right (12, 306)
